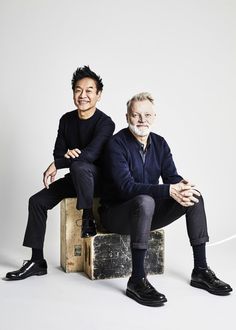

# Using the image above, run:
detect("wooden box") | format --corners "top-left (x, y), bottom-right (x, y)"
top-left (60, 198), bottom-right (84, 272)
top-left (60, 197), bottom-right (101, 272)
top-left (84, 230), bottom-right (164, 280)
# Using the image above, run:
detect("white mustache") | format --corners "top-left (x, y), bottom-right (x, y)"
top-left (128, 123), bottom-right (150, 137)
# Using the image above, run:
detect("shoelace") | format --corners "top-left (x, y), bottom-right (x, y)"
top-left (142, 279), bottom-right (156, 293)
top-left (206, 268), bottom-right (219, 284)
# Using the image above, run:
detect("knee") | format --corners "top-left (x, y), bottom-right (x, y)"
top-left (133, 195), bottom-right (155, 216)
top-left (196, 192), bottom-right (204, 205)
top-left (29, 193), bottom-right (40, 208)
top-left (28, 192), bottom-right (46, 209)
top-left (70, 160), bottom-right (89, 174)
top-left (188, 192), bottom-right (204, 211)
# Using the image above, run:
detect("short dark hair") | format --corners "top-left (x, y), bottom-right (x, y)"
top-left (71, 65), bottom-right (103, 93)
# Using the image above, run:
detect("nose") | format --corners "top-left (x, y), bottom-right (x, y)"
top-left (79, 90), bottom-right (87, 98)
top-left (138, 114), bottom-right (146, 122)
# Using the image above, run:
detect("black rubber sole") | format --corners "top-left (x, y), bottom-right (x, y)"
top-left (190, 280), bottom-right (232, 296)
top-left (126, 289), bottom-right (167, 307)
top-left (6, 270), bottom-right (47, 281)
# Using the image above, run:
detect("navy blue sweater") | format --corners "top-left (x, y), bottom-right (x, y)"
top-left (101, 128), bottom-right (183, 206)
top-left (53, 109), bottom-right (115, 169)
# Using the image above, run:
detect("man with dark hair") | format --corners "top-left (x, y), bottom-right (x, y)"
top-left (100, 92), bottom-right (232, 307)
top-left (6, 66), bottom-right (115, 281)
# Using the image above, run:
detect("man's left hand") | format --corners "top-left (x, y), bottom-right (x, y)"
top-left (64, 148), bottom-right (81, 159)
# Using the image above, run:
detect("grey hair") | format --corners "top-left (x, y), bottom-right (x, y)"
top-left (126, 92), bottom-right (154, 113)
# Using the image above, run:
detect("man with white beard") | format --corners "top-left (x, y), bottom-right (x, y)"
top-left (100, 92), bottom-right (232, 307)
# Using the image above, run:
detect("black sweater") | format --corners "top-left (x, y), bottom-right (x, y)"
top-left (53, 109), bottom-right (115, 169)
top-left (101, 128), bottom-right (183, 206)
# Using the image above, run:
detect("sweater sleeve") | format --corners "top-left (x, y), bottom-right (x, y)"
top-left (72, 117), bottom-right (115, 164)
top-left (53, 116), bottom-right (72, 169)
top-left (160, 139), bottom-right (183, 184)
top-left (105, 139), bottom-right (171, 200)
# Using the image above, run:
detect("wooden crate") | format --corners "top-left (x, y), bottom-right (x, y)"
top-left (60, 198), bottom-right (84, 272)
top-left (84, 230), bottom-right (164, 280)
top-left (60, 197), bottom-right (101, 272)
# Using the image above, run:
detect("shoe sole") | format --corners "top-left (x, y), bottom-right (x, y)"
top-left (6, 270), bottom-right (47, 281)
top-left (190, 280), bottom-right (232, 296)
top-left (126, 289), bottom-right (167, 307)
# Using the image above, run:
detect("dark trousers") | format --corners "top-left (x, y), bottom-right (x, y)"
top-left (101, 194), bottom-right (209, 250)
top-left (23, 161), bottom-right (100, 249)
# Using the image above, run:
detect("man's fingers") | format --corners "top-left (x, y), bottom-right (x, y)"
top-left (180, 184), bottom-right (195, 191)
top-left (173, 192), bottom-right (198, 205)
top-left (191, 189), bottom-right (201, 197)
top-left (72, 149), bottom-right (81, 157)
top-left (43, 173), bottom-right (49, 189)
top-left (66, 149), bottom-right (81, 158)
top-left (182, 190), bottom-right (201, 202)
top-left (189, 196), bottom-right (199, 203)
top-left (173, 195), bottom-right (194, 207)
top-left (181, 191), bottom-right (193, 197)
top-left (50, 175), bottom-right (55, 184)
top-left (181, 201), bottom-right (194, 207)
top-left (67, 151), bottom-right (75, 158)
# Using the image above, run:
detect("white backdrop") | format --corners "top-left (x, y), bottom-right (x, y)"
top-left (0, 0), bottom-right (235, 263)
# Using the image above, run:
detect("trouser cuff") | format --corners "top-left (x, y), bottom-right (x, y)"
top-left (190, 236), bottom-right (209, 246)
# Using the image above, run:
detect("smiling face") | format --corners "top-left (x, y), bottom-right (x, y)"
top-left (73, 77), bottom-right (101, 117)
top-left (126, 100), bottom-right (156, 137)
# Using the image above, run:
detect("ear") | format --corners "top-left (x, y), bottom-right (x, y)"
top-left (126, 113), bottom-right (129, 123)
top-left (97, 91), bottom-right (102, 101)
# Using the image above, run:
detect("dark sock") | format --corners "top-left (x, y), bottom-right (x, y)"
top-left (192, 243), bottom-right (207, 269)
top-left (31, 248), bottom-right (44, 261)
top-left (131, 248), bottom-right (146, 282)
top-left (82, 208), bottom-right (94, 220)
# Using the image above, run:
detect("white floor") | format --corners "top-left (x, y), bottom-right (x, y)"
top-left (1, 240), bottom-right (235, 330)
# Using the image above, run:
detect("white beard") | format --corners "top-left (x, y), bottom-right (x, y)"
top-left (128, 123), bottom-right (150, 137)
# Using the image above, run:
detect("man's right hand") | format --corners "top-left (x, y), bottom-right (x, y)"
top-left (170, 180), bottom-right (200, 207)
top-left (43, 162), bottom-right (57, 189)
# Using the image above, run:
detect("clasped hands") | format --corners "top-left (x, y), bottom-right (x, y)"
top-left (170, 180), bottom-right (200, 207)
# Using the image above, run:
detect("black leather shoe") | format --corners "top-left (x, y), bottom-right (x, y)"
top-left (190, 267), bottom-right (233, 295)
top-left (5, 259), bottom-right (47, 281)
top-left (81, 218), bottom-right (97, 238)
top-left (126, 277), bottom-right (167, 307)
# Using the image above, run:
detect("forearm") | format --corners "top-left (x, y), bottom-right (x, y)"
top-left (54, 157), bottom-right (71, 169)
top-left (118, 179), bottom-right (171, 200)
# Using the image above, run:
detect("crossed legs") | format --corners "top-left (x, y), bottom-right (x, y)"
top-left (101, 194), bottom-right (232, 306)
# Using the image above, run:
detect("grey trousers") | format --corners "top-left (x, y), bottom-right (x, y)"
top-left (100, 194), bottom-right (209, 249)
top-left (23, 161), bottom-right (100, 249)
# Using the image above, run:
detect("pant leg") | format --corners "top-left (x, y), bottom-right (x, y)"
top-left (100, 195), bottom-right (155, 249)
top-left (70, 161), bottom-right (100, 210)
top-left (151, 195), bottom-right (209, 246)
top-left (23, 174), bottom-right (76, 249)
